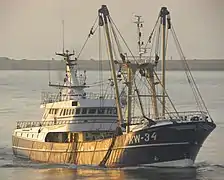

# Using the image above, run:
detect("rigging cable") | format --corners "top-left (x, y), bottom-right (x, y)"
top-left (109, 17), bottom-right (126, 63)
top-left (153, 71), bottom-right (179, 116)
top-left (144, 15), bottom-right (160, 50)
top-left (155, 22), bottom-right (161, 66)
top-left (135, 72), bottom-right (177, 119)
top-left (170, 26), bottom-right (212, 121)
top-left (99, 21), bottom-right (103, 103)
top-left (110, 18), bottom-right (138, 64)
top-left (77, 16), bottom-right (99, 59)
top-left (170, 27), bottom-right (204, 112)
top-left (110, 17), bottom-right (151, 122)
top-left (142, 13), bottom-right (179, 118)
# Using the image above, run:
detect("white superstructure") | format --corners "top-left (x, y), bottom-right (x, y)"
top-left (13, 50), bottom-right (120, 143)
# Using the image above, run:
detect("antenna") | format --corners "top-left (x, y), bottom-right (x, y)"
top-left (62, 20), bottom-right (65, 53)
top-left (47, 58), bottom-right (52, 85)
top-left (133, 15), bottom-right (144, 60)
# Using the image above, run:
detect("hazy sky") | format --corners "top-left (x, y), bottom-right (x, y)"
top-left (0, 0), bottom-right (223, 60)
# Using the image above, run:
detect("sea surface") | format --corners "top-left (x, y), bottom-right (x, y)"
top-left (0, 70), bottom-right (223, 180)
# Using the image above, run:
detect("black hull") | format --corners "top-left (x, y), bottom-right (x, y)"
top-left (117, 121), bottom-right (215, 167)
top-left (12, 121), bottom-right (215, 168)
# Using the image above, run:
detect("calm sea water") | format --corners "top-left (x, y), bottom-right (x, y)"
top-left (0, 70), bottom-right (223, 180)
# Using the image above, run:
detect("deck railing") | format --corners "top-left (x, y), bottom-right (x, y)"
top-left (130, 111), bottom-right (208, 125)
top-left (16, 111), bottom-right (208, 129)
top-left (16, 119), bottom-right (118, 129)
top-left (166, 111), bottom-right (208, 120)
top-left (41, 92), bottom-right (115, 104)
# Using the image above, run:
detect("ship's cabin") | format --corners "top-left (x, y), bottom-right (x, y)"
top-left (14, 95), bottom-right (120, 143)
top-left (42, 99), bottom-right (118, 121)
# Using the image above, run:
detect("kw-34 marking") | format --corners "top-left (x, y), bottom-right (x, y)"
top-left (129, 132), bottom-right (157, 145)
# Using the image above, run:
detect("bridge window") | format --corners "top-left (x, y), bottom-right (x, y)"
top-left (89, 108), bottom-right (96, 114)
top-left (113, 108), bottom-right (117, 114)
top-left (76, 108), bottom-right (81, 114)
top-left (63, 109), bottom-right (66, 116)
top-left (98, 108), bottom-right (105, 114)
top-left (72, 101), bottom-right (78, 106)
top-left (107, 108), bottom-right (113, 114)
top-left (82, 108), bottom-right (87, 114)
top-left (49, 108), bottom-right (58, 114)
top-left (60, 109), bottom-right (63, 116)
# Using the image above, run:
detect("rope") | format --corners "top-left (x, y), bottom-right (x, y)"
top-left (153, 71), bottom-right (179, 117)
top-left (170, 26), bottom-right (213, 122)
top-left (110, 18), bottom-right (138, 64)
top-left (109, 17), bottom-right (124, 62)
top-left (77, 16), bottom-right (98, 59)
top-left (144, 15), bottom-right (160, 50)
top-left (99, 24), bottom-right (103, 103)
top-left (136, 73), bottom-right (177, 119)
top-left (155, 23), bottom-right (161, 63)
top-left (171, 27), bottom-right (203, 111)
top-left (98, 135), bottom-right (116, 167)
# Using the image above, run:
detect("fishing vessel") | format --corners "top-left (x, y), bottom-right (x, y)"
top-left (12, 5), bottom-right (216, 167)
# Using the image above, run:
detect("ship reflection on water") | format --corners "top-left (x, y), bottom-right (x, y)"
top-left (36, 166), bottom-right (197, 180)
top-left (122, 167), bottom-right (197, 180)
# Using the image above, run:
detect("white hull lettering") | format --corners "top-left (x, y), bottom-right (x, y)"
top-left (129, 132), bottom-right (157, 144)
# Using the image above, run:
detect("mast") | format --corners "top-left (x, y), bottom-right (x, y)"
top-left (62, 20), bottom-right (65, 53)
top-left (134, 15), bottom-right (159, 119)
top-left (160, 7), bottom-right (170, 117)
top-left (98, 5), bottom-right (123, 126)
top-left (49, 19), bottom-right (88, 97)
top-left (126, 65), bottom-right (133, 133)
top-left (134, 15), bottom-right (144, 60)
top-left (147, 69), bottom-right (159, 118)
top-left (49, 50), bottom-right (88, 100)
